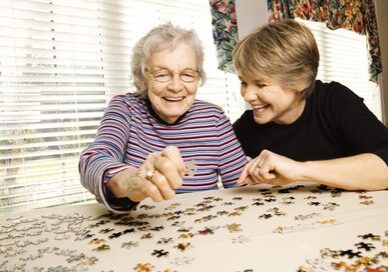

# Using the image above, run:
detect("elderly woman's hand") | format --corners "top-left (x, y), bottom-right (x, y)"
top-left (238, 149), bottom-right (305, 186)
top-left (107, 146), bottom-right (185, 203)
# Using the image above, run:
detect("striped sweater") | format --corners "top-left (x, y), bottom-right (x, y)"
top-left (79, 93), bottom-right (247, 212)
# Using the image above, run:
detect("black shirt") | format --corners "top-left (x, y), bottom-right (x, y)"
top-left (233, 80), bottom-right (388, 165)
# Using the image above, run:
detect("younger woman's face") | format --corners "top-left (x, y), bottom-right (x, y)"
top-left (238, 74), bottom-right (306, 125)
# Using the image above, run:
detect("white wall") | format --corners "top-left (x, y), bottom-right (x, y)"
top-left (234, 0), bottom-right (267, 111)
top-left (235, 0), bottom-right (267, 38)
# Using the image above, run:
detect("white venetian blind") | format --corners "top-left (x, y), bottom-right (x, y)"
top-left (0, 0), bottom-right (244, 213)
top-left (297, 19), bottom-right (382, 120)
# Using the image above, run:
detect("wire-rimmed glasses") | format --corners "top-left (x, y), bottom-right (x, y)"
top-left (146, 68), bottom-right (200, 83)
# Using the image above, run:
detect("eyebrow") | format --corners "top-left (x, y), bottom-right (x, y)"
top-left (151, 66), bottom-right (198, 72)
top-left (254, 79), bottom-right (266, 84)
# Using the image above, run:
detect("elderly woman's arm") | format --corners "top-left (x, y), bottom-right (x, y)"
top-left (79, 96), bottom-right (186, 212)
top-left (79, 96), bottom-right (135, 211)
top-left (215, 113), bottom-right (248, 188)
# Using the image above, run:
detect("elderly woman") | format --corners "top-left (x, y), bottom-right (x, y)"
top-left (79, 23), bottom-right (247, 212)
top-left (233, 19), bottom-right (388, 190)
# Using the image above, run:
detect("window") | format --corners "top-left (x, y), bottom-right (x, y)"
top-left (0, 0), bottom-right (244, 212)
top-left (298, 19), bottom-right (382, 120)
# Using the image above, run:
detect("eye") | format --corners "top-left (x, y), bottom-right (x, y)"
top-left (180, 70), bottom-right (198, 82)
top-left (153, 72), bottom-right (171, 81)
top-left (240, 81), bottom-right (247, 86)
top-left (255, 83), bottom-right (267, 88)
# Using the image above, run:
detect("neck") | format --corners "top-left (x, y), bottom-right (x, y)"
top-left (275, 98), bottom-right (306, 125)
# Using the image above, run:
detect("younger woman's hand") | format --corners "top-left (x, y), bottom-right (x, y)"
top-left (239, 149), bottom-right (304, 186)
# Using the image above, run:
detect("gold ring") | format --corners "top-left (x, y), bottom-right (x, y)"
top-left (145, 170), bottom-right (155, 180)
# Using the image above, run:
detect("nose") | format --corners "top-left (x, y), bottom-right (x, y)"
top-left (167, 74), bottom-right (184, 92)
top-left (242, 85), bottom-right (258, 102)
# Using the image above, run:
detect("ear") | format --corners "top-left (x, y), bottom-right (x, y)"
top-left (140, 80), bottom-right (148, 91)
top-left (294, 87), bottom-right (307, 100)
top-left (292, 83), bottom-right (304, 92)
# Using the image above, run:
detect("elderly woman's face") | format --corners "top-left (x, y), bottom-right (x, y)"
top-left (146, 42), bottom-right (199, 124)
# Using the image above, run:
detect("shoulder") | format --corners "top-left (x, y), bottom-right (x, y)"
top-left (310, 81), bottom-right (364, 116)
top-left (180, 100), bottom-right (233, 130)
top-left (109, 92), bottom-right (147, 111)
top-left (233, 110), bottom-right (253, 130)
top-left (110, 92), bottom-right (144, 104)
top-left (313, 80), bottom-right (363, 105)
top-left (311, 80), bottom-right (371, 126)
top-left (189, 99), bottom-right (226, 117)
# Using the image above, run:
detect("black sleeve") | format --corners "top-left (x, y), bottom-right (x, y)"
top-left (331, 82), bottom-right (388, 165)
top-left (232, 112), bottom-right (244, 139)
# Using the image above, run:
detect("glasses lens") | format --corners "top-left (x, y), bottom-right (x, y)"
top-left (148, 69), bottom-right (199, 83)
top-left (152, 71), bottom-right (172, 82)
top-left (180, 71), bottom-right (198, 83)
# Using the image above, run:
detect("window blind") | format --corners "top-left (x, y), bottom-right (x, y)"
top-left (0, 0), bottom-right (243, 213)
top-left (298, 19), bottom-right (382, 120)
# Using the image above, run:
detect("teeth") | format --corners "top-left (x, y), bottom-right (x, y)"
top-left (164, 97), bottom-right (184, 101)
top-left (252, 104), bottom-right (268, 110)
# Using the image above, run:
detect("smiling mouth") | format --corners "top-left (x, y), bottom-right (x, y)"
top-left (252, 104), bottom-right (269, 112)
top-left (163, 96), bottom-right (185, 102)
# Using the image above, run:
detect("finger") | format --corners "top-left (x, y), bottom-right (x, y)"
top-left (250, 151), bottom-right (272, 183)
top-left (142, 179), bottom-right (164, 202)
top-left (257, 156), bottom-right (265, 168)
top-left (149, 170), bottom-right (176, 200)
top-left (250, 171), bottom-right (265, 184)
top-left (242, 175), bottom-right (256, 185)
top-left (238, 162), bottom-right (251, 184)
top-left (161, 146), bottom-right (185, 176)
top-left (256, 150), bottom-right (269, 169)
top-left (252, 165), bottom-right (274, 183)
top-left (256, 154), bottom-right (276, 181)
top-left (144, 152), bottom-right (160, 172)
top-left (247, 158), bottom-right (259, 174)
top-left (250, 163), bottom-right (267, 183)
top-left (242, 158), bottom-right (265, 185)
top-left (260, 166), bottom-right (277, 180)
top-left (246, 159), bottom-right (263, 184)
top-left (153, 156), bottom-right (183, 190)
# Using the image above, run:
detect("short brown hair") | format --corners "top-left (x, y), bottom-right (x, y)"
top-left (233, 19), bottom-right (319, 98)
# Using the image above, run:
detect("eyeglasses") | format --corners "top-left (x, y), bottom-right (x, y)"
top-left (146, 68), bottom-right (200, 83)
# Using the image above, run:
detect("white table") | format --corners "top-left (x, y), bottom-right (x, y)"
top-left (1, 183), bottom-right (387, 271)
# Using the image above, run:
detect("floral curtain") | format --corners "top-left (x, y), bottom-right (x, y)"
top-left (209, 0), bottom-right (239, 73)
top-left (267, 0), bottom-right (382, 83)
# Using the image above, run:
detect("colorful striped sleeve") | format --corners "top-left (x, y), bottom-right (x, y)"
top-left (216, 112), bottom-right (248, 188)
top-left (79, 95), bottom-right (136, 212)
